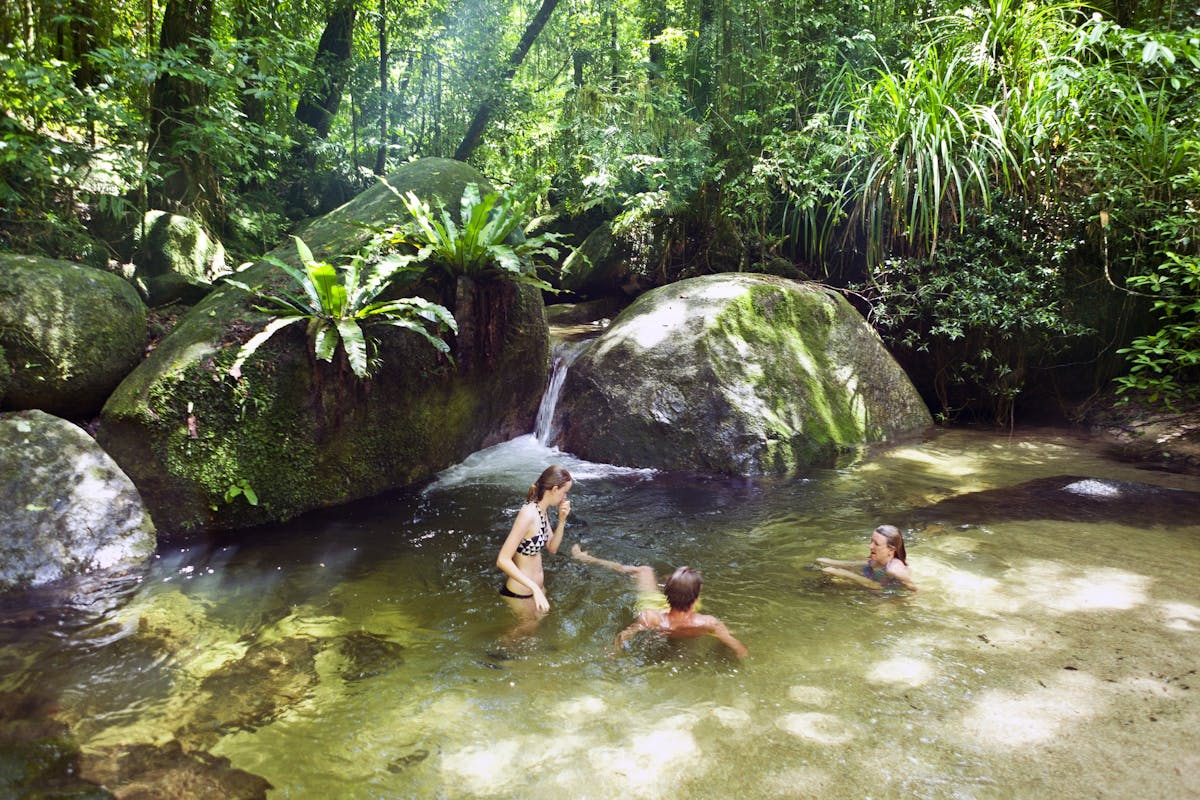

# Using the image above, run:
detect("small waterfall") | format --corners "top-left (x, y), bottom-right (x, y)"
top-left (424, 334), bottom-right (652, 495)
top-left (534, 339), bottom-right (589, 445)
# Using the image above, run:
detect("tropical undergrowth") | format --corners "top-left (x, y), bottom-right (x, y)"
top-left (225, 235), bottom-right (457, 381)
top-left (864, 198), bottom-right (1094, 425)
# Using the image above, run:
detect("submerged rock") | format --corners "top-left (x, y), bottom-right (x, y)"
top-left (0, 410), bottom-right (155, 594)
top-left (914, 475), bottom-right (1200, 527)
top-left (80, 740), bottom-right (271, 799)
top-left (0, 253), bottom-right (147, 418)
top-left (175, 637), bottom-right (319, 749)
top-left (98, 158), bottom-right (549, 534)
top-left (553, 274), bottom-right (932, 474)
top-left (337, 630), bottom-right (405, 682)
top-left (0, 690), bottom-right (112, 799)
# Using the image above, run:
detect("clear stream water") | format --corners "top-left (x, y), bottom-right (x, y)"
top-left (2, 360), bottom-right (1199, 799)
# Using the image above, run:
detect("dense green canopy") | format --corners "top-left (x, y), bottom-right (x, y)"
top-left (1, 0), bottom-right (1197, 420)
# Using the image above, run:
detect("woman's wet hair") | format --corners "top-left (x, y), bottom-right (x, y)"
top-left (663, 566), bottom-right (702, 611)
top-left (527, 464), bottom-right (572, 502)
top-left (874, 524), bottom-right (907, 564)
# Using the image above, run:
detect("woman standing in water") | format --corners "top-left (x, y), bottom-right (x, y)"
top-left (817, 524), bottom-right (917, 591)
top-left (496, 465), bottom-right (573, 620)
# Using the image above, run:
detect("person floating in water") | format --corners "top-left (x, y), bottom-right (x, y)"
top-left (571, 544), bottom-right (748, 658)
top-left (496, 465), bottom-right (572, 625)
top-left (816, 524), bottom-right (917, 591)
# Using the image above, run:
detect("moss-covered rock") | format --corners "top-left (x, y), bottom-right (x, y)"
top-left (0, 254), bottom-right (147, 418)
top-left (0, 410), bottom-right (156, 594)
top-left (559, 221), bottom-right (643, 298)
top-left (553, 274), bottom-right (932, 474)
top-left (98, 158), bottom-right (550, 535)
top-left (132, 211), bottom-right (230, 306)
top-left (0, 690), bottom-right (113, 799)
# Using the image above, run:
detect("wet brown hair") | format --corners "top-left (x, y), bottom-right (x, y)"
top-left (526, 464), bottom-right (572, 502)
top-left (663, 566), bottom-right (702, 611)
top-left (874, 524), bottom-right (907, 564)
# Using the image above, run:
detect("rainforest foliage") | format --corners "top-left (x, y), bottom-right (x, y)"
top-left (1, 0), bottom-right (1197, 421)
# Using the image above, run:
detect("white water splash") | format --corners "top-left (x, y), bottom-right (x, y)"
top-left (424, 336), bottom-right (653, 495)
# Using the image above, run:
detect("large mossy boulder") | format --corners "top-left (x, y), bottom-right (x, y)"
top-left (132, 210), bottom-right (230, 306)
top-left (97, 158), bottom-right (550, 535)
top-left (0, 254), bottom-right (147, 419)
top-left (553, 274), bottom-right (932, 474)
top-left (0, 410), bottom-right (156, 593)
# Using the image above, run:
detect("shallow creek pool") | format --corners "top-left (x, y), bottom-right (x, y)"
top-left (3, 428), bottom-right (1199, 799)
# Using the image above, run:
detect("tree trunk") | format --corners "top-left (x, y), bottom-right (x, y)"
top-left (374, 0), bottom-right (387, 175)
top-left (234, 0), bottom-right (267, 132)
top-left (453, 0), bottom-right (560, 162)
top-left (147, 0), bottom-right (220, 224)
top-left (294, 0), bottom-right (358, 140)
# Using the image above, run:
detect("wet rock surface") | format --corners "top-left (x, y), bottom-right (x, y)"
top-left (79, 740), bottom-right (272, 799)
top-left (176, 637), bottom-right (319, 748)
top-left (0, 410), bottom-right (156, 594)
top-left (0, 689), bottom-right (113, 798)
top-left (337, 630), bottom-right (405, 682)
top-left (1080, 396), bottom-right (1200, 476)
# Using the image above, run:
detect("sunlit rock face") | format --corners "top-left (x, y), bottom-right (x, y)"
top-left (0, 410), bottom-right (155, 593)
top-left (553, 274), bottom-right (932, 474)
top-left (97, 157), bottom-right (550, 535)
top-left (0, 253), bottom-right (147, 418)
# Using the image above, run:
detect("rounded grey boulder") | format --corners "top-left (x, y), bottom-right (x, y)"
top-left (0, 410), bottom-right (156, 593)
top-left (553, 274), bottom-right (933, 474)
top-left (0, 253), bottom-right (147, 418)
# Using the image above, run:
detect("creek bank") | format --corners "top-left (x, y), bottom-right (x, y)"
top-left (1078, 394), bottom-right (1200, 476)
top-left (914, 474), bottom-right (1200, 528)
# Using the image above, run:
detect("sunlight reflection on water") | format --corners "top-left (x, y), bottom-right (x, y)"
top-left (2, 429), bottom-right (1198, 799)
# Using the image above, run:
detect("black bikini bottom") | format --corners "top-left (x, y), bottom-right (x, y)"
top-left (499, 585), bottom-right (533, 599)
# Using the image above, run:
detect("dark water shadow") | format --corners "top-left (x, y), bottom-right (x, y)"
top-left (912, 475), bottom-right (1200, 528)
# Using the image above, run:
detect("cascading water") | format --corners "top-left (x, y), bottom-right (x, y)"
top-left (533, 338), bottom-right (591, 445)
top-left (424, 332), bottom-right (651, 493)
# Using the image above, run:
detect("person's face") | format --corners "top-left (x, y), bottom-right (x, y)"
top-left (868, 531), bottom-right (894, 566)
top-left (548, 480), bottom-right (572, 504)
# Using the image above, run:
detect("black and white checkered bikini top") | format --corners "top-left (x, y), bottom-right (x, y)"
top-left (515, 503), bottom-right (551, 556)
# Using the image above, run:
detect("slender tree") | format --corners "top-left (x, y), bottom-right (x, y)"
top-left (453, 0), bottom-right (561, 162)
top-left (146, 0), bottom-right (221, 222)
top-left (375, 0), bottom-right (388, 175)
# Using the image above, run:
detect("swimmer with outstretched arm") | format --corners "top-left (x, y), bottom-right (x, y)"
top-left (571, 544), bottom-right (748, 658)
top-left (816, 524), bottom-right (917, 591)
